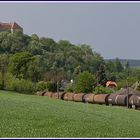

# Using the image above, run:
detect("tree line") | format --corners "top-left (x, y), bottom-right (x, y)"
top-left (0, 30), bottom-right (140, 94)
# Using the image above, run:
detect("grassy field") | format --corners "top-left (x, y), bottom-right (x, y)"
top-left (0, 90), bottom-right (140, 138)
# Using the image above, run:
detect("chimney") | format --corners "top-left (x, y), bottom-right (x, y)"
top-left (11, 22), bottom-right (14, 33)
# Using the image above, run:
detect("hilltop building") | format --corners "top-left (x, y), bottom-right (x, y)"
top-left (0, 22), bottom-right (23, 33)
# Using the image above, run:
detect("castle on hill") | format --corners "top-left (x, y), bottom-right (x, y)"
top-left (0, 22), bottom-right (23, 33)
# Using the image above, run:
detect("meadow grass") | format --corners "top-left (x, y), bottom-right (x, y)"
top-left (0, 90), bottom-right (140, 138)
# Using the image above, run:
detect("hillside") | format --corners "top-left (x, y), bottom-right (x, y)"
top-left (105, 59), bottom-right (140, 67)
top-left (0, 90), bottom-right (140, 138)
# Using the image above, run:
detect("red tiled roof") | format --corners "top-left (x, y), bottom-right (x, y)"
top-left (0, 22), bottom-right (23, 31)
top-left (106, 81), bottom-right (117, 87)
top-left (0, 23), bottom-right (11, 30)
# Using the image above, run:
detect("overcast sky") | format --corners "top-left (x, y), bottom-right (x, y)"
top-left (0, 2), bottom-right (140, 59)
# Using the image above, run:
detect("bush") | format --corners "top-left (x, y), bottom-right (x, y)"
top-left (36, 81), bottom-right (48, 91)
top-left (94, 86), bottom-right (114, 94)
top-left (2, 73), bottom-right (62, 94)
top-left (47, 82), bottom-right (57, 92)
top-left (117, 77), bottom-right (138, 90)
top-left (9, 79), bottom-right (35, 94)
top-left (74, 71), bottom-right (95, 93)
top-left (65, 83), bottom-right (75, 92)
top-left (3, 73), bottom-right (36, 94)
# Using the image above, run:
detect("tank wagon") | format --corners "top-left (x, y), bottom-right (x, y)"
top-left (73, 93), bottom-right (85, 102)
top-left (83, 93), bottom-right (95, 103)
top-left (35, 91), bottom-right (46, 96)
top-left (93, 94), bottom-right (110, 105)
top-left (107, 93), bottom-right (119, 105)
top-left (39, 87), bottom-right (140, 110)
top-left (63, 92), bottom-right (74, 101)
top-left (115, 94), bottom-right (133, 106)
top-left (50, 92), bottom-right (66, 99)
top-left (44, 92), bottom-right (53, 98)
top-left (129, 94), bottom-right (140, 109)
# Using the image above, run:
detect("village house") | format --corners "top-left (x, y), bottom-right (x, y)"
top-left (0, 22), bottom-right (23, 33)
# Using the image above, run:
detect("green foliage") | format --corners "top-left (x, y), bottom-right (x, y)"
top-left (96, 64), bottom-right (107, 86)
top-left (0, 31), bottom-right (105, 89)
top-left (9, 51), bottom-right (33, 79)
top-left (135, 82), bottom-right (140, 91)
top-left (0, 31), bottom-right (26, 53)
top-left (114, 58), bottom-right (124, 72)
top-left (7, 78), bottom-right (35, 94)
top-left (1, 73), bottom-right (13, 90)
top-left (94, 86), bottom-right (114, 94)
top-left (46, 82), bottom-right (57, 92)
top-left (74, 71), bottom-right (95, 93)
top-left (130, 68), bottom-right (140, 81)
top-left (117, 77), bottom-right (138, 90)
top-left (64, 83), bottom-right (75, 92)
top-left (36, 81), bottom-right (48, 91)
top-left (106, 60), bottom-right (115, 73)
top-left (0, 73), bottom-right (35, 94)
top-left (2, 30), bottom-right (140, 95)
top-left (1, 73), bottom-right (49, 94)
top-left (107, 72), bottom-right (126, 82)
top-left (27, 55), bottom-right (42, 82)
top-left (105, 59), bottom-right (125, 82)
top-left (0, 54), bottom-right (9, 89)
top-left (125, 60), bottom-right (130, 69)
top-left (27, 34), bottom-right (42, 55)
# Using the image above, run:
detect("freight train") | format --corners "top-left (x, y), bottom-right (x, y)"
top-left (36, 88), bottom-right (140, 110)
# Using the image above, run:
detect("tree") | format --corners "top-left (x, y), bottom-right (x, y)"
top-left (74, 65), bottom-right (81, 76)
top-left (114, 58), bottom-right (124, 72)
top-left (125, 60), bottom-right (130, 69)
top-left (124, 60), bottom-right (130, 77)
top-left (27, 34), bottom-right (42, 55)
top-left (0, 30), bottom-right (110, 93)
top-left (74, 71), bottom-right (95, 93)
top-left (9, 51), bottom-right (32, 79)
top-left (80, 44), bottom-right (93, 56)
top-left (27, 55), bottom-right (42, 82)
top-left (40, 37), bottom-right (56, 52)
top-left (106, 60), bottom-right (115, 73)
top-left (0, 31), bottom-right (10, 53)
top-left (0, 31), bottom-right (28, 54)
top-left (96, 64), bottom-right (107, 86)
top-left (0, 54), bottom-right (9, 89)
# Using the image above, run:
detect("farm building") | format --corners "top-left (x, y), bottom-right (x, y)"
top-left (106, 81), bottom-right (117, 87)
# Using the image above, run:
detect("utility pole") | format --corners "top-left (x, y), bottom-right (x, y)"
top-left (56, 69), bottom-right (59, 98)
top-left (126, 61), bottom-right (130, 109)
top-left (1, 63), bottom-right (5, 90)
top-left (0, 54), bottom-right (8, 90)
top-left (11, 22), bottom-right (14, 34)
top-left (57, 81), bottom-right (59, 93)
top-left (126, 80), bottom-right (129, 108)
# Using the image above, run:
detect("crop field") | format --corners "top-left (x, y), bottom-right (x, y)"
top-left (0, 90), bottom-right (140, 138)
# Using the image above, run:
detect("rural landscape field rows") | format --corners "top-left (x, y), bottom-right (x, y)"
top-left (0, 90), bottom-right (140, 138)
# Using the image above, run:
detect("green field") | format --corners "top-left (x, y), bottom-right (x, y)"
top-left (0, 90), bottom-right (140, 138)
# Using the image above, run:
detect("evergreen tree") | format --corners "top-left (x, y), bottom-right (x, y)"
top-left (96, 64), bottom-right (107, 86)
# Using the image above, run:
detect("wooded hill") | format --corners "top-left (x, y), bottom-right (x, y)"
top-left (105, 59), bottom-right (140, 68)
top-left (0, 30), bottom-right (140, 94)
